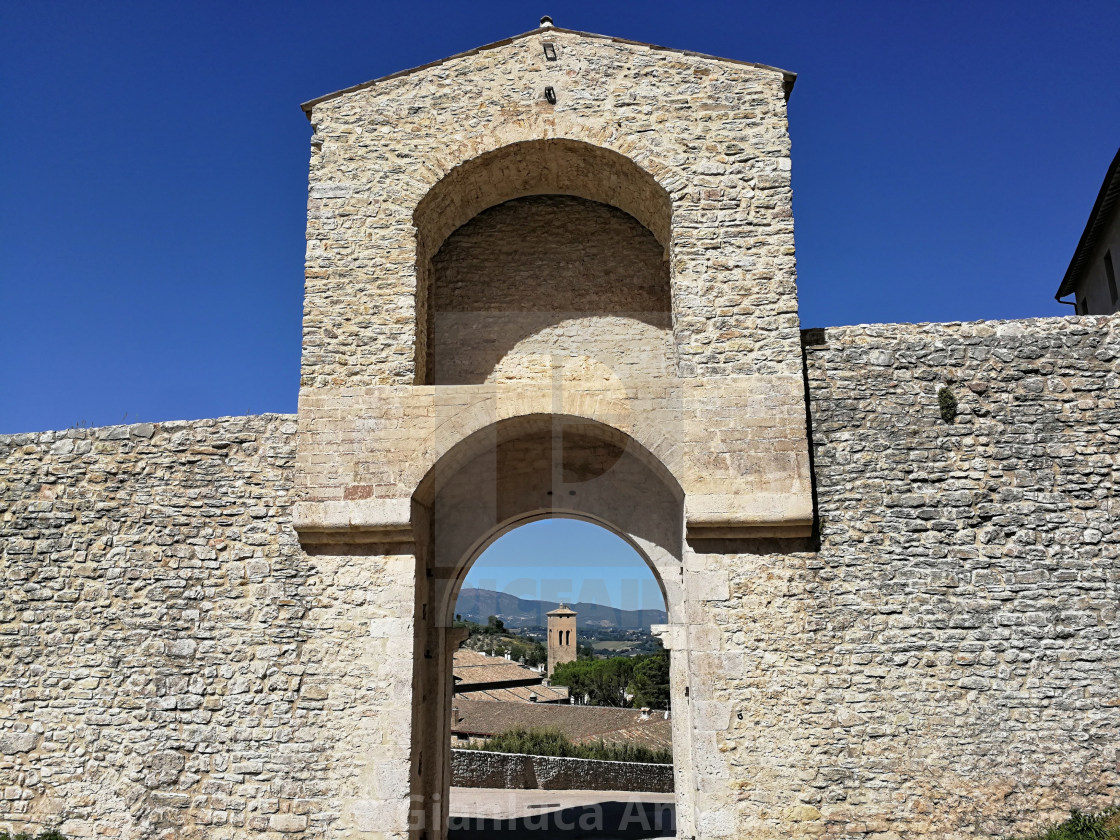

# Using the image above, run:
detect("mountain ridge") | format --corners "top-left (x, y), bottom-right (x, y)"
top-left (455, 587), bottom-right (667, 630)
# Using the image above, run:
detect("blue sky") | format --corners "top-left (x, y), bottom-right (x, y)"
top-left (3, 3), bottom-right (1119, 600)
top-left (462, 519), bottom-right (666, 612)
top-left (2, 1), bottom-right (1118, 435)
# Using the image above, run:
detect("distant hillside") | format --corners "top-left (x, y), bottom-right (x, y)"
top-left (455, 588), bottom-right (666, 631)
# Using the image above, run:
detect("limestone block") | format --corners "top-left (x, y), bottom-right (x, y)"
top-left (686, 569), bottom-right (730, 602)
top-left (694, 701), bottom-right (733, 732)
top-left (0, 733), bottom-right (38, 754)
top-left (698, 806), bottom-right (736, 837)
top-left (268, 813), bottom-right (308, 832)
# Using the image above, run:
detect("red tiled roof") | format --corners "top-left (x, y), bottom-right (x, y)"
top-left (458, 684), bottom-right (569, 703)
top-left (452, 649), bottom-right (549, 693)
top-left (450, 698), bottom-right (673, 752)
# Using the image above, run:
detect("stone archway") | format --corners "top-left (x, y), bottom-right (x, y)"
top-left (294, 41), bottom-right (815, 836)
top-left (426, 194), bottom-right (675, 386)
top-left (411, 138), bottom-right (675, 385)
top-left (409, 414), bottom-right (696, 839)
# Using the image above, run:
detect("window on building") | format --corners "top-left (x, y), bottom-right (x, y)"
top-left (1106, 250), bottom-right (1117, 306)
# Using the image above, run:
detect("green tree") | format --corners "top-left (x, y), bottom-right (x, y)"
top-left (552, 650), bottom-right (671, 710)
top-left (455, 619), bottom-right (546, 666)
top-left (552, 657), bottom-right (635, 706)
top-left (1008, 806), bottom-right (1119, 840)
top-left (628, 650), bottom-right (670, 711)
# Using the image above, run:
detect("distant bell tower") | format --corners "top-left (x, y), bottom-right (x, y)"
top-left (546, 603), bottom-right (577, 677)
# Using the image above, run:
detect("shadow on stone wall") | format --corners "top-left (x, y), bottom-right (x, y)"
top-left (449, 800), bottom-right (675, 839)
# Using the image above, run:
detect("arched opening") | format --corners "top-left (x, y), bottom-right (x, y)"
top-left (430, 195), bottom-right (673, 385)
top-left (448, 519), bottom-right (674, 836)
top-left (412, 139), bottom-right (675, 385)
top-left (410, 414), bottom-right (693, 838)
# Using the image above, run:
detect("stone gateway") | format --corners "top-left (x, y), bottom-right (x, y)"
top-left (1, 20), bottom-right (1117, 840)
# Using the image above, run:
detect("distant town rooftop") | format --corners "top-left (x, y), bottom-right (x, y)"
top-left (451, 698), bottom-right (673, 752)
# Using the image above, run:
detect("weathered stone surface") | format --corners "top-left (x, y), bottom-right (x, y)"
top-left (301, 29), bottom-right (801, 386)
top-left (294, 24), bottom-right (814, 543)
top-left (0, 733), bottom-right (37, 754)
top-left (430, 195), bottom-right (673, 385)
top-left (0, 416), bottom-right (338, 837)
top-left (270, 813), bottom-right (309, 832)
top-left (703, 315), bottom-right (1119, 839)
top-left (450, 749), bottom-right (674, 793)
top-left (4, 316), bottom-right (1115, 839)
top-left (2, 20), bottom-right (1118, 840)
top-left (294, 377), bottom-right (814, 540)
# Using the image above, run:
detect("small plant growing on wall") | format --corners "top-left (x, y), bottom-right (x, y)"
top-left (938, 386), bottom-right (958, 423)
top-left (1010, 805), bottom-right (1120, 839)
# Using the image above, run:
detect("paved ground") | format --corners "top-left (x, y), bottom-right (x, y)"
top-left (448, 788), bottom-right (676, 839)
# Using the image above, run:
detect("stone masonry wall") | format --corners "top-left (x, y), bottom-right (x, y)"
top-left (1, 416), bottom-right (424, 839)
top-left (295, 28), bottom-right (815, 546)
top-left (696, 315), bottom-right (1119, 839)
top-left (430, 195), bottom-right (673, 385)
top-left (450, 749), bottom-right (674, 793)
top-left (302, 28), bottom-right (801, 387)
top-left (2, 316), bottom-right (1118, 839)
top-left (0, 417), bottom-right (323, 837)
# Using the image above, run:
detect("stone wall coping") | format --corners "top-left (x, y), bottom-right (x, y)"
top-left (801, 313), bottom-right (1117, 343)
top-left (451, 747), bottom-right (671, 771)
top-left (450, 748), bottom-right (675, 793)
top-left (0, 413), bottom-right (296, 443)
